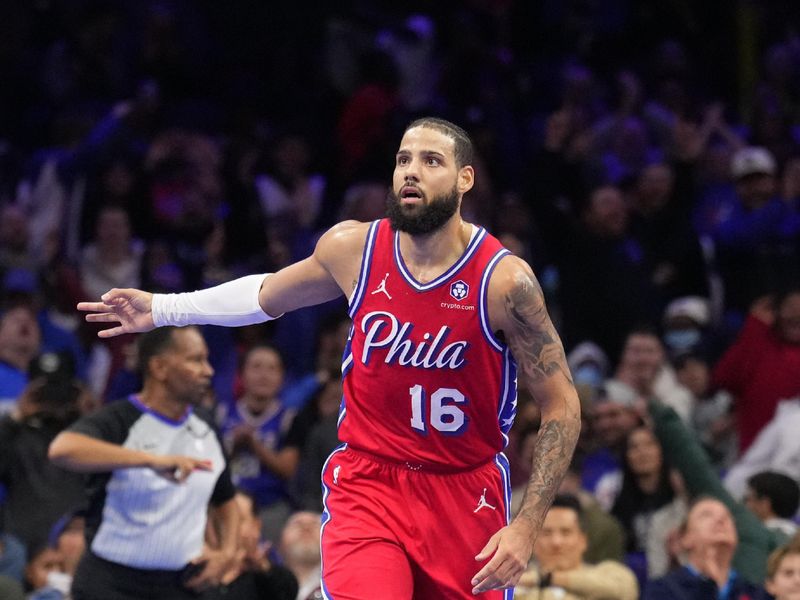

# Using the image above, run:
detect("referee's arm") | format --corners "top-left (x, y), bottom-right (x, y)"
top-left (49, 431), bottom-right (212, 482)
top-left (185, 497), bottom-right (239, 590)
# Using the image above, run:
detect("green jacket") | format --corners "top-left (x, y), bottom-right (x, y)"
top-left (648, 401), bottom-right (787, 584)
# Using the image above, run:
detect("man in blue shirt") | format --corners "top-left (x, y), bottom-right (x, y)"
top-left (644, 497), bottom-right (767, 599)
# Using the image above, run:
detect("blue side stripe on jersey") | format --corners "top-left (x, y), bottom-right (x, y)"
top-left (478, 249), bottom-right (511, 352)
top-left (494, 453), bottom-right (514, 600)
top-left (348, 220), bottom-right (381, 319)
top-left (496, 348), bottom-right (518, 448)
top-left (320, 443), bottom-right (349, 600)
top-left (494, 452), bottom-right (512, 525)
top-left (394, 226), bottom-right (487, 291)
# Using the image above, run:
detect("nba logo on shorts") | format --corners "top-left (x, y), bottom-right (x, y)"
top-left (450, 280), bottom-right (469, 301)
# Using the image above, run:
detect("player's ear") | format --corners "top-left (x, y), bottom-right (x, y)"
top-left (457, 166), bottom-right (474, 194)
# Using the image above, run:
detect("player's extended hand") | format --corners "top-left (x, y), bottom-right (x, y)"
top-left (77, 288), bottom-right (155, 338)
top-left (149, 455), bottom-right (213, 484)
top-left (471, 521), bottom-right (534, 595)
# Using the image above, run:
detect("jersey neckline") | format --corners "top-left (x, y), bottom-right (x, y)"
top-left (128, 394), bottom-right (193, 427)
top-left (392, 224), bottom-right (486, 291)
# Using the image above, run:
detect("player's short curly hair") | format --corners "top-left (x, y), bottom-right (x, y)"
top-left (404, 117), bottom-right (474, 169)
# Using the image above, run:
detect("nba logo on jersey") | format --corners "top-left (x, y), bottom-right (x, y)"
top-left (450, 280), bottom-right (469, 302)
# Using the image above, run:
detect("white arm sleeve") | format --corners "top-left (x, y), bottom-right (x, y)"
top-left (151, 274), bottom-right (280, 327)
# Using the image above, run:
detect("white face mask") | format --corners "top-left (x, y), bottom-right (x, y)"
top-left (45, 570), bottom-right (72, 594)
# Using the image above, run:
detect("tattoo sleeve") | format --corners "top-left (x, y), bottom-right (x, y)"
top-left (504, 264), bottom-right (581, 533)
top-left (503, 267), bottom-right (572, 385)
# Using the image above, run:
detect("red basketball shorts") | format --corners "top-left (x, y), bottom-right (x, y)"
top-left (319, 445), bottom-right (513, 599)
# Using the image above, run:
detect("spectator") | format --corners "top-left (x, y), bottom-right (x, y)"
top-left (647, 400), bottom-right (787, 584)
top-left (765, 541), bottom-right (800, 600)
top-left (3, 269), bottom-right (88, 382)
top-left (295, 375), bottom-right (344, 511)
top-left (0, 353), bottom-right (87, 550)
top-left (643, 497), bottom-right (766, 599)
top-left (724, 397), bottom-right (800, 500)
top-left (337, 181), bottom-right (387, 223)
top-left (557, 184), bottom-right (657, 360)
top-left (254, 133), bottom-right (326, 246)
top-left (628, 161), bottom-right (710, 307)
top-left (0, 205), bottom-right (36, 273)
top-left (47, 510), bottom-right (85, 585)
top-left (555, 458), bottom-right (627, 564)
top-left (206, 491), bottom-right (298, 600)
top-left (616, 326), bottom-right (694, 423)
top-left (582, 378), bottom-right (642, 508)
top-left (710, 147), bottom-right (800, 315)
top-left (743, 472), bottom-right (800, 537)
top-left (611, 426), bottom-right (687, 580)
top-left (24, 543), bottom-right (68, 599)
top-left (566, 341), bottom-right (609, 391)
top-left (278, 511), bottom-right (322, 600)
top-left (515, 494), bottom-right (639, 600)
top-left (0, 304), bottom-right (41, 414)
top-left (0, 530), bottom-right (26, 584)
top-left (221, 345), bottom-right (298, 543)
top-left (713, 290), bottom-right (800, 452)
top-left (78, 205), bottom-right (143, 303)
top-left (26, 511), bottom-right (85, 600)
top-left (661, 296), bottom-right (714, 359)
top-left (675, 352), bottom-right (737, 470)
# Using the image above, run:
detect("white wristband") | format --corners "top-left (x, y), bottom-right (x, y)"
top-left (151, 274), bottom-right (280, 328)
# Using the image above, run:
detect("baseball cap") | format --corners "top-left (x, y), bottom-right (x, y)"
top-left (663, 296), bottom-right (710, 327)
top-left (596, 378), bottom-right (637, 408)
top-left (731, 146), bottom-right (777, 179)
top-left (28, 351), bottom-right (75, 381)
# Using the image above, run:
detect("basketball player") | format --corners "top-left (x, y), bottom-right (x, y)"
top-left (78, 117), bottom-right (581, 598)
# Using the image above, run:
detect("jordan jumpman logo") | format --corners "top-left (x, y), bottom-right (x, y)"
top-left (371, 273), bottom-right (392, 299)
top-left (474, 488), bottom-right (496, 513)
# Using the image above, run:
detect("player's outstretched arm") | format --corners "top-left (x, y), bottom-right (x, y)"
top-left (472, 256), bottom-right (581, 594)
top-left (77, 221), bottom-right (370, 337)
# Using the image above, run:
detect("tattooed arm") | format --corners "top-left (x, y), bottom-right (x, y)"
top-left (471, 255), bottom-right (581, 594)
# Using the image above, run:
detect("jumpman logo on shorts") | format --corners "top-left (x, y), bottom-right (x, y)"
top-left (371, 273), bottom-right (392, 300)
top-left (474, 488), bottom-right (496, 513)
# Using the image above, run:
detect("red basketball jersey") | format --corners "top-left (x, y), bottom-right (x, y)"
top-left (339, 219), bottom-right (518, 470)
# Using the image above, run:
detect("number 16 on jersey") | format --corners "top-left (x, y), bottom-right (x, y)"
top-left (409, 385), bottom-right (469, 435)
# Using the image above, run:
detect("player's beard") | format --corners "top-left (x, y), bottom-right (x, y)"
top-left (386, 185), bottom-right (460, 235)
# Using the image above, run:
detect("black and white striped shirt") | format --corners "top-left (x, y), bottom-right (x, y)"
top-left (69, 396), bottom-right (235, 569)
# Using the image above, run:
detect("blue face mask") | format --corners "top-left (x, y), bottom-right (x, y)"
top-left (664, 328), bottom-right (702, 352)
top-left (573, 364), bottom-right (604, 389)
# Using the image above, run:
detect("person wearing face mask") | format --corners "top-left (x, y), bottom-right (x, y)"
top-left (567, 342), bottom-right (609, 391)
top-left (661, 297), bottom-right (712, 359)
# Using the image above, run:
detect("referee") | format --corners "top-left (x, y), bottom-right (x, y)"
top-left (49, 326), bottom-right (239, 600)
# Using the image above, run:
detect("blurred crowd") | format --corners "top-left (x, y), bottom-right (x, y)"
top-left (1, 1), bottom-right (800, 598)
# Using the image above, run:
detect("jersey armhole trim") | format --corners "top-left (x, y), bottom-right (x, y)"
top-left (347, 220), bottom-right (381, 318)
top-left (479, 249), bottom-right (511, 352)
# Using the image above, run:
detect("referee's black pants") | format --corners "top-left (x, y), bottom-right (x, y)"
top-left (72, 551), bottom-right (203, 600)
